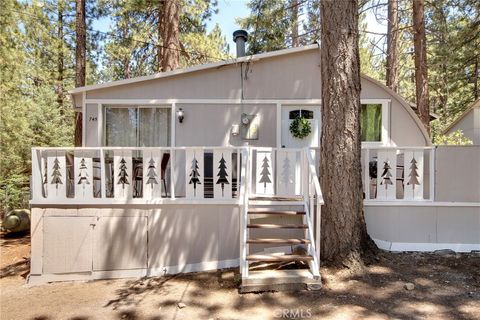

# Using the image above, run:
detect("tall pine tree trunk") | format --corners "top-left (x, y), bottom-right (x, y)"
top-left (386, 0), bottom-right (399, 92)
top-left (121, 15), bottom-right (130, 79)
top-left (75, 0), bottom-right (86, 146)
top-left (157, 0), bottom-right (164, 72)
top-left (474, 58), bottom-right (478, 100)
top-left (438, 7), bottom-right (449, 122)
top-left (291, 0), bottom-right (300, 47)
top-left (413, 0), bottom-right (430, 134)
top-left (56, 1), bottom-right (64, 113)
top-left (161, 0), bottom-right (180, 72)
top-left (320, 0), bottom-right (372, 266)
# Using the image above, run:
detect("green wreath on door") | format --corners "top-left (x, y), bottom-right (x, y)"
top-left (289, 116), bottom-right (312, 139)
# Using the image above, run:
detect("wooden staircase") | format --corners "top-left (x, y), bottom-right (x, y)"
top-left (239, 197), bottom-right (322, 293)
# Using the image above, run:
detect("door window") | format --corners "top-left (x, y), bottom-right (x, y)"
top-left (289, 109), bottom-right (314, 119)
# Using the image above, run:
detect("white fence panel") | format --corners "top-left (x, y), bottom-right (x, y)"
top-left (404, 150), bottom-right (424, 200)
top-left (255, 150), bottom-right (275, 195)
top-left (213, 149), bottom-right (232, 199)
top-left (74, 151), bottom-right (94, 201)
top-left (142, 150), bottom-right (163, 200)
top-left (46, 150), bottom-right (67, 201)
top-left (113, 150), bottom-right (133, 199)
top-left (276, 149), bottom-right (297, 196)
top-left (185, 149), bottom-right (204, 199)
top-left (376, 150), bottom-right (397, 200)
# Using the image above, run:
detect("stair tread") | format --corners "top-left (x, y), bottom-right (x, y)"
top-left (246, 254), bottom-right (313, 262)
top-left (247, 238), bottom-right (311, 244)
top-left (247, 223), bottom-right (308, 229)
top-left (248, 209), bottom-right (305, 215)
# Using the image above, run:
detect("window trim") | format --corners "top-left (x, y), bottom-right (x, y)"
top-left (101, 104), bottom-right (172, 147)
top-left (361, 99), bottom-right (390, 147)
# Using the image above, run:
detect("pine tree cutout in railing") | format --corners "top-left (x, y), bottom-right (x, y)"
top-left (281, 156), bottom-right (292, 185)
top-left (189, 156), bottom-right (201, 196)
top-left (407, 157), bottom-right (420, 192)
top-left (146, 158), bottom-right (158, 189)
top-left (259, 155), bottom-right (272, 193)
top-left (380, 161), bottom-right (393, 189)
top-left (77, 158), bottom-right (90, 186)
top-left (50, 157), bottom-right (63, 189)
top-left (216, 153), bottom-right (229, 196)
top-left (117, 158), bottom-right (130, 189)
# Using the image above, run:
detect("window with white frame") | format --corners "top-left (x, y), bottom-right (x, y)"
top-left (104, 106), bottom-right (171, 147)
top-left (361, 100), bottom-right (389, 145)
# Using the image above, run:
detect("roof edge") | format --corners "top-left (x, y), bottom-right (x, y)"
top-left (442, 98), bottom-right (480, 134)
top-left (69, 43), bottom-right (320, 94)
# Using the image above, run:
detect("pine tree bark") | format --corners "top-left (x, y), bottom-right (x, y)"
top-left (474, 58), bottom-right (478, 100)
top-left (160, 0), bottom-right (180, 72)
top-left (75, 0), bottom-right (86, 147)
top-left (386, 0), bottom-right (399, 92)
top-left (413, 0), bottom-right (430, 135)
top-left (157, 0), bottom-right (164, 72)
top-left (56, 1), bottom-right (64, 113)
top-left (121, 15), bottom-right (130, 79)
top-left (320, 0), bottom-right (373, 266)
top-left (291, 0), bottom-right (300, 47)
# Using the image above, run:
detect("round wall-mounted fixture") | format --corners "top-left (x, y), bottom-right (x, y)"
top-left (242, 117), bottom-right (250, 125)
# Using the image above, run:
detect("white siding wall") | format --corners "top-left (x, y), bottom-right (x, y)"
top-left (77, 49), bottom-right (429, 148)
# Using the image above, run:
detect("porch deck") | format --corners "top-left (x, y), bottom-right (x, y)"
top-left (29, 145), bottom-right (456, 287)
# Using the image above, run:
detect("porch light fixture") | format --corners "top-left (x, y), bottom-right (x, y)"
top-left (177, 108), bottom-right (184, 123)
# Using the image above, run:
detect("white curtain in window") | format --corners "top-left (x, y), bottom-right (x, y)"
top-left (138, 108), bottom-right (170, 147)
top-left (105, 107), bottom-right (137, 146)
top-left (105, 106), bottom-right (171, 147)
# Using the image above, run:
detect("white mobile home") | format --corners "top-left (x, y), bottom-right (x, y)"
top-left (29, 43), bottom-right (480, 288)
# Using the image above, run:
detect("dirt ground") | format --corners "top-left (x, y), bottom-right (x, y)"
top-left (1, 232), bottom-right (479, 320)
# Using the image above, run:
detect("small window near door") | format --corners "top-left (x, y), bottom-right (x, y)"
top-left (289, 109), bottom-right (314, 119)
top-left (361, 104), bottom-right (382, 142)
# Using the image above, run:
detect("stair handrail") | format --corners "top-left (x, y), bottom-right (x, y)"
top-left (303, 148), bottom-right (324, 277)
top-left (239, 147), bottom-right (250, 278)
top-left (305, 149), bottom-right (324, 205)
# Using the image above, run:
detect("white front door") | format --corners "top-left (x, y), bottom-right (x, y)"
top-left (281, 106), bottom-right (320, 148)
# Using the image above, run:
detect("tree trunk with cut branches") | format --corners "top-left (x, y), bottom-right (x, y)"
top-left (291, 0), bottom-right (300, 47)
top-left (161, 0), bottom-right (180, 72)
top-left (157, 0), bottom-right (164, 72)
top-left (386, 0), bottom-right (399, 92)
top-left (75, 0), bottom-right (86, 146)
top-left (413, 0), bottom-right (430, 135)
top-left (56, 1), bottom-right (64, 112)
top-left (320, 0), bottom-right (374, 267)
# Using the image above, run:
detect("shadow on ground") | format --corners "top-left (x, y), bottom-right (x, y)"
top-left (101, 251), bottom-right (480, 320)
top-left (0, 231), bottom-right (30, 279)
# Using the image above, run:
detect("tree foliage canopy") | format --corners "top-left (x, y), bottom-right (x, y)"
top-left (0, 0), bottom-right (229, 213)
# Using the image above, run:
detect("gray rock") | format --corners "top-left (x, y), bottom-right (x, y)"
top-left (178, 302), bottom-right (187, 309)
top-left (404, 283), bottom-right (415, 291)
top-left (434, 249), bottom-right (456, 256)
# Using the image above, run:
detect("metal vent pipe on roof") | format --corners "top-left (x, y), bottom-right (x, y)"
top-left (233, 30), bottom-right (248, 58)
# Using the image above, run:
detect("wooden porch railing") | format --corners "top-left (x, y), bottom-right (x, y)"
top-left (31, 147), bottom-right (248, 204)
top-left (362, 146), bottom-right (435, 201)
